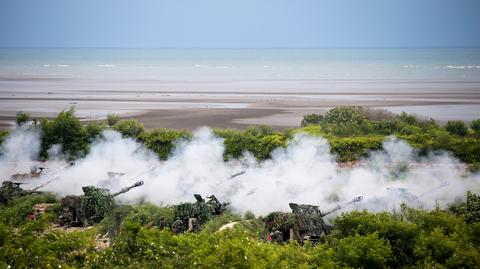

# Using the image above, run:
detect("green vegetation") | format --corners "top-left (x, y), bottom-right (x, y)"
top-left (39, 108), bottom-right (91, 159)
top-left (2, 106), bottom-right (480, 165)
top-left (446, 120), bottom-right (468, 136)
top-left (15, 111), bottom-right (31, 126)
top-left (0, 192), bottom-right (479, 268)
top-left (1, 106), bottom-right (480, 267)
top-left (471, 119), bottom-right (480, 133)
top-left (106, 113), bottom-right (120, 127)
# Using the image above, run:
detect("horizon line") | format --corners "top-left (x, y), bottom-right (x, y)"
top-left (1, 46), bottom-right (480, 50)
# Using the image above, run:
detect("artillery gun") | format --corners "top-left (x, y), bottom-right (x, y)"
top-left (172, 194), bottom-right (229, 233)
top-left (265, 196), bottom-right (363, 243)
top-left (58, 180), bottom-right (144, 227)
top-left (0, 180), bottom-right (47, 204)
top-left (10, 166), bottom-right (46, 181)
top-left (10, 161), bottom-right (75, 181)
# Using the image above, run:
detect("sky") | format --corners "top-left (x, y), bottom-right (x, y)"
top-left (0, 0), bottom-right (479, 48)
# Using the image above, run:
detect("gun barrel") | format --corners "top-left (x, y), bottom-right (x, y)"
top-left (321, 205), bottom-right (342, 217)
top-left (229, 170), bottom-right (246, 179)
top-left (322, 196), bottom-right (363, 217)
top-left (111, 180), bottom-right (144, 197)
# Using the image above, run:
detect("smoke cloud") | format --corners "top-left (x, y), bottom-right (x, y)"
top-left (0, 125), bottom-right (41, 177)
top-left (1, 127), bottom-right (479, 217)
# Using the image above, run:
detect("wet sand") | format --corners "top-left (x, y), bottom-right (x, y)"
top-left (1, 78), bottom-right (480, 130)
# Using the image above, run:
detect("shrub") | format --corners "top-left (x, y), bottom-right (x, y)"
top-left (445, 120), bottom-right (468, 136)
top-left (40, 108), bottom-right (89, 159)
top-left (399, 112), bottom-right (419, 125)
top-left (113, 119), bottom-right (145, 138)
top-left (471, 119), bottom-right (480, 133)
top-left (85, 121), bottom-right (106, 142)
top-left (334, 233), bottom-right (392, 268)
top-left (332, 210), bottom-right (418, 267)
top-left (139, 129), bottom-right (190, 160)
top-left (15, 111), bottom-right (31, 126)
top-left (301, 114), bottom-right (324, 127)
top-left (324, 106), bottom-right (366, 125)
top-left (106, 113), bottom-right (120, 127)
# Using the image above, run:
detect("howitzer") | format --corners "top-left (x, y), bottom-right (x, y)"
top-left (267, 196), bottom-right (364, 242)
top-left (0, 181), bottom-right (43, 204)
top-left (10, 161), bottom-right (74, 181)
top-left (173, 193), bottom-right (229, 233)
top-left (111, 180), bottom-right (144, 197)
top-left (58, 180), bottom-right (145, 227)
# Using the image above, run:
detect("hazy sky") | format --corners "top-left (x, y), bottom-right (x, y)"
top-left (1, 0), bottom-right (479, 48)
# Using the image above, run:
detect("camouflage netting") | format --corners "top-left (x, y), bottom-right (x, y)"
top-left (289, 203), bottom-right (330, 236)
top-left (466, 191), bottom-right (480, 223)
top-left (82, 186), bottom-right (115, 224)
top-left (264, 212), bottom-right (298, 231)
top-left (0, 181), bottom-right (33, 204)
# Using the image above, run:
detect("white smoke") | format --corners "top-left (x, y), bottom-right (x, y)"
top-left (0, 125), bottom-right (42, 177)
top-left (1, 127), bottom-right (479, 217)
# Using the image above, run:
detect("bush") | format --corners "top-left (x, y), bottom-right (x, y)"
top-left (85, 121), bottom-right (106, 142)
top-left (40, 108), bottom-right (89, 159)
top-left (113, 119), bottom-right (145, 138)
top-left (0, 193), bottom-right (58, 226)
top-left (125, 203), bottom-right (174, 228)
top-left (106, 113), bottom-right (120, 127)
top-left (139, 129), bottom-right (190, 160)
top-left (334, 233), bottom-right (392, 268)
top-left (214, 127), bottom-right (287, 161)
top-left (15, 111), bottom-right (31, 126)
top-left (328, 136), bottom-right (383, 161)
top-left (332, 210), bottom-right (418, 267)
top-left (301, 114), bottom-right (324, 127)
top-left (324, 106), bottom-right (366, 125)
top-left (471, 119), bottom-right (480, 133)
top-left (445, 120), bottom-right (468, 136)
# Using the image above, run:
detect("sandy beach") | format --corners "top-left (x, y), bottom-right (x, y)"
top-left (1, 77), bottom-right (480, 130)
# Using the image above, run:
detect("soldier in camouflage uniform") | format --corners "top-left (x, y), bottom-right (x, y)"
top-left (171, 217), bottom-right (184, 234)
top-left (269, 228), bottom-right (283, 244)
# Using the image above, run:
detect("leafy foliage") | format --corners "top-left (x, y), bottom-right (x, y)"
top-left (445, 120), bottom-right (468, 136)
top-left (324, 106), bottom-right (367, 125)
top-left (15, 111), bottom-right (31, 126)
top-left (301, 113), bottom-right (324, 127)
top-left (106, 113), bottom-right (120, 127)
top-left (113, 119), bottom-right (145, 138)
top-left (471, 119), bottom-right (480, 133)
top-left (139, 128), bottom-right (190, 160)
top-left (333, 233), bottom-right (392, 268)
top-left (0, 193), bottom-right (479, 268)
top-left (40, 108), bottom-right (90, 159)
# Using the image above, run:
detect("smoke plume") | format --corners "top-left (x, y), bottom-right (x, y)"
top-left (1, 127), bottom-right (479, 217)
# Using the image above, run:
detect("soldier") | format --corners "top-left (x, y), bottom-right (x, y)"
top-left (171, 217), bottom-right (184, 234)
top-left (269, 228), bottom-right (283, 244)
top-left (158, 216), bottom-right (166, 229)
top-left (58, 210), bottom-right (73, 227)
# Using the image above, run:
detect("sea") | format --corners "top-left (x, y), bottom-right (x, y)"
top-left (0, 48), bottom-right (480, 125)
top-left (1, 48), bottom-right (479, 82)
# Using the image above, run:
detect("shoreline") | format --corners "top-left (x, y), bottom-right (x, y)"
top-left (1, 78), bottom-right (480, 130)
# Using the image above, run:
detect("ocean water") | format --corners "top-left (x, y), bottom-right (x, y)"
top-left (1, 48), bottom-right (480, 82)
top-left (1, 48), bottom-right (480, 126)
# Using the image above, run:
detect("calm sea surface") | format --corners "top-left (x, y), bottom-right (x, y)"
top-left (1, 48), bottom-right (480, 82)
top-left (1, 48), bottom-right (480, 125)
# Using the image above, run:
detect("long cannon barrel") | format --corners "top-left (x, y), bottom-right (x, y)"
top-left (322, 196), bottom-right (363, 217)
top-left (229, 170), bottom-right (246, 179)
top-left (111, 180), bottom-right (144, 197)
top-left (28, 176), bottom-right (60, 192)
